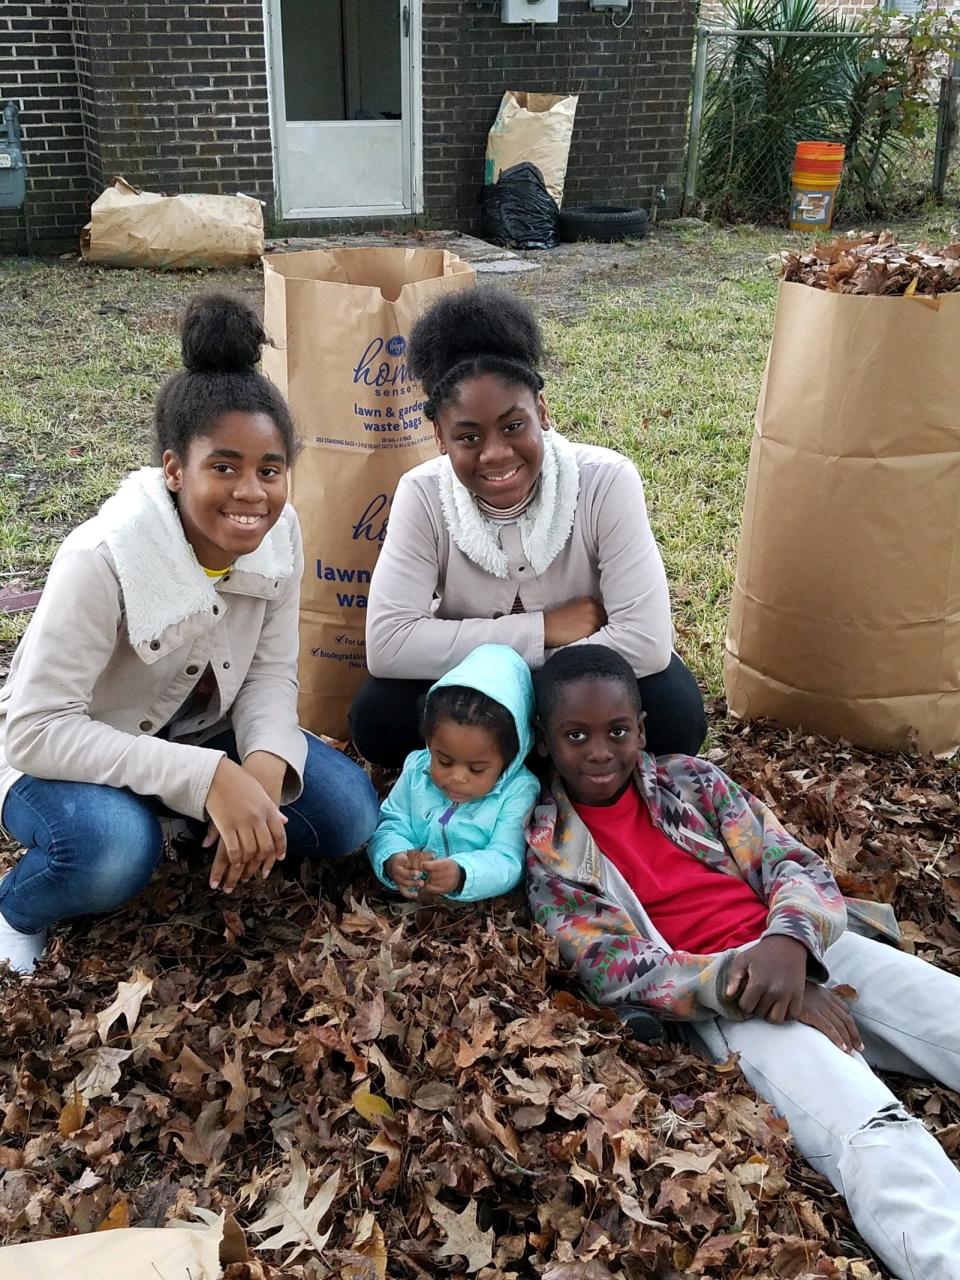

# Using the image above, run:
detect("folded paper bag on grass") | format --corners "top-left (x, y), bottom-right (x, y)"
top-left (81, 177), bottom-right (264, 269)
top-left (0, 1208), bottom-right (246, 1279)
top-left (724, 276), bottom-right (960, 755)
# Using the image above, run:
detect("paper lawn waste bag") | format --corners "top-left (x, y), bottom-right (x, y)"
top-left (485, 91), bottom-right (578, 207)
top-left (262, 248), bottom-right (475, 740)
top-left (724, 281), bottom-right (960, 755)
top-left (81, 177), bottom-right (264, 269)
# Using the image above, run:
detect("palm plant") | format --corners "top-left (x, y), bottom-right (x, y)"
top-left (698, 0), bottom-right (853, 221)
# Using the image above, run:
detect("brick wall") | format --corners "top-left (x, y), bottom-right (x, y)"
top-left (0, 2), bottom-right (90, 250)
top-left (1, 0), bottom-right (696, 249)
top-left (421, 0), bottom-right (696, 228)
top-left (82, 2), bottom-right (274, 207)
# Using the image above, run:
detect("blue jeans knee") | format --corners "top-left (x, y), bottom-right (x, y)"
top-left (0, 777), bottom-right (164, 933)
top-left (282, 732), bottom-right (380, 861)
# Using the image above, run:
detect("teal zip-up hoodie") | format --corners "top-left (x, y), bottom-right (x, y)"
top-left (367, 644), bottom-right (540, 902)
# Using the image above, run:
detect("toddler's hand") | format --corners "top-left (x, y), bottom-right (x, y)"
top-left (420, 857), bottom-right (466, 897)
top-left (384, 849), bottom-right (429, 900)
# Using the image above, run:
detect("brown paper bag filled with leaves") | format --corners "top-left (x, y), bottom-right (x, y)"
top-left (81, 177), bottom-right (264, 269)
top-left (725, 240), bottom-right (960, 754)
top-left (262, 248), bottom-right (475, 741)
top-left (484, 91), bottom-right (578, 207)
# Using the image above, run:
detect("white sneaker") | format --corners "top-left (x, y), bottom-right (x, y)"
top-left (0, 873), bottom-right (46, 974)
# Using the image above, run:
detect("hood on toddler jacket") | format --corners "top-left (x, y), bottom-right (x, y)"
top-left (367, 643), bottom-right (540, 902)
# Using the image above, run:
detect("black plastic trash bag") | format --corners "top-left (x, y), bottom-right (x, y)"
top-left (480, 161), bottom-right (559, 251)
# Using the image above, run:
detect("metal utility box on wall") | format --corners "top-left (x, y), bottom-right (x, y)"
top-left (501, 0), bottom-right (559, 24)
top-left (0, 103), bottom-right (26, 210)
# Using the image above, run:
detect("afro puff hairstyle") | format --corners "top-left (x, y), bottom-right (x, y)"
top-left (154, 293), bottom-right (300, 463)
top-left (533, 644), bottom-right (643, 724)
top-left (407, 287), bottom-right (546, 421)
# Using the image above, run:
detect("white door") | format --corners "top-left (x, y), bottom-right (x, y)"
top-left (266, 0), bottom-right (421, 218)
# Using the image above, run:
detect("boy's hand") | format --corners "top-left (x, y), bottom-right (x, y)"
top-left (726, 936), bottom-right (808, 1021)
top-left (798, 982), bottom-right (863, 1055)
top-left (384, 849), bottom-right (428, 899)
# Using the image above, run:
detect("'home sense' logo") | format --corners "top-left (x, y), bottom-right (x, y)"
top-left (315, 495), bottom-right (391, 609)
top-left (353, 335), bottom-right (412, 394)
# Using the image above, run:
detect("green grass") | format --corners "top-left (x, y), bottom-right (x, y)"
top-left (0, 217), bottom-right (954, 692)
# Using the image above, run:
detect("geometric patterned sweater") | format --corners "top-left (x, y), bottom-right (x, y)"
top-left (526, 752), bottom-right (897, 1022)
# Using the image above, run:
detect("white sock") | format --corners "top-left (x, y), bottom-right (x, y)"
top-left (0, 874), bottom-right (46, 974)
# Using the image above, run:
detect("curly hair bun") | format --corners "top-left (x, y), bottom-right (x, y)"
top-left (180, 292), bottom-right (267, 374)
top-left (408, 287), bottom-right (544, 395)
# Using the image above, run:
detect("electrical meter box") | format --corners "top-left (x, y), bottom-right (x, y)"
top-left (588, 0), bottom-right (629, 9)
top-left (0, 103), bottom-right (26, 211)
top-left (501, 0), bottom-right (558, 24)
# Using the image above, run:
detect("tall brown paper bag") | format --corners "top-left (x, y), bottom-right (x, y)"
top-left (725, 281), bottom-right (960, 755)
top-left (484, 91), bottom-right (579, 207)
top-left (262, 248), bottom-right (475, 741)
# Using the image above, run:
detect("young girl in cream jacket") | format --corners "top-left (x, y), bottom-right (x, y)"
top-left (0, 294), bottom-right (378, 973)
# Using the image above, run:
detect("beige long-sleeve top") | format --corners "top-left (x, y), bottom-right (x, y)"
top-left (0, 469), bottom-right (306, 823)
top-left (365, 441), bottom-right (673, 680)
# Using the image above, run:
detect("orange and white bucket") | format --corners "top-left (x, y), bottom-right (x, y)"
top-left (789, 141), bottom-right (845, 231)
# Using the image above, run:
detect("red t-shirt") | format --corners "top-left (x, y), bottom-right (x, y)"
top-left (573, 783), bottom-right (768, 954)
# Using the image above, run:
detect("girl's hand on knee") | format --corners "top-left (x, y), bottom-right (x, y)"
top-left (798, 982), bottom-right (864, 1055)
top-left (205, 758), bottom-right (287, 892)
top-left (726, 936), bottom-right (808, 1022)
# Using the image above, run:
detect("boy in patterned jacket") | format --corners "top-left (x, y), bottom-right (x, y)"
top-left (526, 645), bottom-right (960, 1280)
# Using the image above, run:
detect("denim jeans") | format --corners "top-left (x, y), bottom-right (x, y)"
top-left (0, 730), bottom-right (379, 935)
top-left (692, 931), bottom-right (960, 1280)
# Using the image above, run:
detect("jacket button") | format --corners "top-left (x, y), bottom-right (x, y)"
top-left (186, 664), bottom-right (199, 676)
top-left (139, 719), bottom-right (152, 731)
top-left (149, 640), bottom-right (161, 651)
top-left (222, 661), bottom-right (230, 670)
top-left (212, 604), bottom-right (220, 616)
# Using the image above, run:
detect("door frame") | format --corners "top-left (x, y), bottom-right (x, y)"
top-left (263, 0), bottom-right (423, 219)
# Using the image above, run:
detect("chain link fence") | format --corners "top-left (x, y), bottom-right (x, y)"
top-left (684, 25), bottom-right (960, 224)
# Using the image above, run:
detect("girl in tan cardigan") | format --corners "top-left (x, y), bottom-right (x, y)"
top-left (350, 288), bottom-right (705, 768)
top-left (0, 295), bottom-right (378, 974)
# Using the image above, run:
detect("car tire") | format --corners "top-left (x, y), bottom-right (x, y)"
top-left (558, 204), bottom-right (650, 243)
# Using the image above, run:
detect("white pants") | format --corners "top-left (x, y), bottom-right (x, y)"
top-left (694, 931), bottom-right (960, 1280)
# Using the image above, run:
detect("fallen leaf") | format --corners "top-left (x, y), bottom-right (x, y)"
top-left (342, 1211), bottom-right (388, 1280)
top-left (249, 1151), bottom-right (339, 1263)
top-left (72, 1047), bottom-right (133, 1101)
top-left (352, 1087), bottom-right (394, 1122)
top-left (59, 1087), bottom-right (87, 1138)
top-left (96, 969), bottom-right (154, 1043)
top-left (426, 1196), bottom-right (493, 1274)
top-left (95, 1198), bottom-right (130, 1231)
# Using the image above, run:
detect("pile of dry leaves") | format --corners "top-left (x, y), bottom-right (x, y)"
top-left (779, 231), bottom-right (960, 295)
top-left (1, 713), bottom-right (959, 1280)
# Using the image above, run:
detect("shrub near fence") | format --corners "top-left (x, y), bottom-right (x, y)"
top-left (686, 0), bottom-right (960, 224)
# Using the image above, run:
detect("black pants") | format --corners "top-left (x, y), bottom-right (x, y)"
top-left (349, 651), bottom-right (707, 769)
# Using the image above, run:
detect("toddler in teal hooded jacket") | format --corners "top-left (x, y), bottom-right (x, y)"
top-left (367, 644), bottom-right (540, 902)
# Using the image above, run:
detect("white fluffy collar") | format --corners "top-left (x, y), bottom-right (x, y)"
top-left (437, 429), bottom-right (580, 579)
top-left (94, 467), bottom-right (294, 646)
